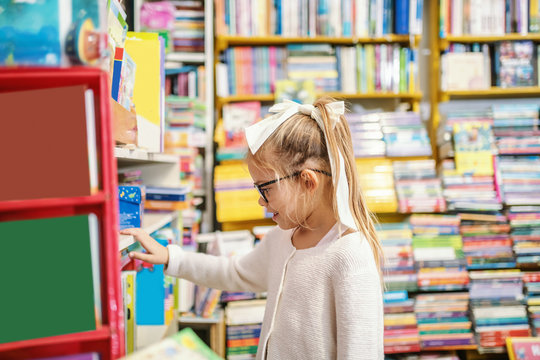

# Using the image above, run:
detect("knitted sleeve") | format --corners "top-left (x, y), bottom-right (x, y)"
top-left (335, 271), bottom-right (384, 359)
top-left (164, 234), bottom-right (272, 293)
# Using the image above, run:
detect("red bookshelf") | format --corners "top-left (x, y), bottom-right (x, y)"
top-left (0, 67), bottom-right (124, 359)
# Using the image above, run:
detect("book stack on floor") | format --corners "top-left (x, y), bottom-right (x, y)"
top-left (459, 212), bottom-right (515, 270)
top-left (441, 158), bottom-right (501, 213)
top-left (468, 269), bottom-right (531, 353)
top-left (493, 104), bottom-right (540, 156)
top-left (496, 156), bottom-right (540, 207)
top-left (414, 292), bottom-right (475, 350)
top-left (225, 300), bottom-right (266, 360)
top-left (346, 112), bottom-right (386, 158)
top-left (378, 222), bottom-right (417, 292)
top-left (355, 158), bottom-right (398, 213)
top-left (507, 206), bottom-right (540, 269)
top-left (380, 112), bottom-right (432, 158)
top-left (523, 271), bottom-right (540, 336)
top-left (393, 160), bottom-right (445, 213)
top-left (383, 291), bottom-right (421, 354)
top-left (411, 215), bottom-right (468, 292)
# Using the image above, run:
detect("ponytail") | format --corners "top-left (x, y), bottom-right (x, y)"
top-left (314, 97), bottom-right (384, 284)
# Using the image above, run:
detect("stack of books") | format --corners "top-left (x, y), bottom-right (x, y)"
top-left (145, 186), bottom-right (191, 211)
top-left (414, 292), bottom-right (475, 350)
top-left (459, 212), bottom-right (515, 270)
top-left (493, 104), bottom-right (540, 155)
top-left (411, 214), bottom-right (468, 291)
top-left (180, 209), bottom-right (201, 247)
top-left (468, 270), bottom-right (530, 353)
top-left (383, 291), bottom-right (421, 354)
top-left (393, 160), bottom-right (445, 213)
top-left (437, 107), bottom-right (493, 160)
top-left (347, 112), bottom-right (386, 158)
top-left (171, 2), bottom-right (205, 53)
top-left (441, 159), bottom-right (501, 212)
top-left (286, 44), bottom-right (338, 92)
top-left (225, 300), bottom-right (266, 360)
top-left (380, 112), bottom-right (432, 157)
top-left (355, 158), bottom-right (398, 213)
top-left (508, 206), bottom-right (540, 268)
top-left (214, 163), bottom-right (269, 222)
top-left (377, 222), bottom-right (417, 292)
top-left (497, 156), bottom-right (540, 206)
top-left (523, 271), bottom-right (540, 336)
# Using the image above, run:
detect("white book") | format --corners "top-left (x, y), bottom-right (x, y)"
top-left (355, 0), bottom-right (369, 37)
top-left (451, 0), bottom-right (463, 35)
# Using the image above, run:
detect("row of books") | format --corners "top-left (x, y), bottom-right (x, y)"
top-left (441, 41), bottom-right (538, 91)
top-left (140, 0), bottom-right (205, 60)
top-left (439, 0), bottom-right (540, 37)
top-left (379, 213), bottom-right (540, 284)
top-left (215, 0), bottom-right (424, 37)
top-left (217, 43), bottom-right (420, 96)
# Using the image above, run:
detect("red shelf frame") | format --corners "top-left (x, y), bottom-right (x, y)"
top-left (0, 67), bottom-right (124, 359)
top-left (0, 193), bottom-right (107, 212)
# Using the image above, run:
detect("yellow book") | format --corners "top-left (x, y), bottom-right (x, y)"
top-left (124, 32), bottom-right (163, 152)
top-left (122, 270), bottom-right (136, 354)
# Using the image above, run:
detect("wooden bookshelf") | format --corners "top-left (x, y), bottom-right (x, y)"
top-left (215, 35), bottom-right (421, 52)
top-left (440, 33), bottom-right (540, 50)
top-left (217, 92), bottom-right (423, 109)
top-left (440, 87), bottom-right (540, 101)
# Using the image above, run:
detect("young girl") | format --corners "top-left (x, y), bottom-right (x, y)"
top-left (122, 96), bottom-right (384, 359)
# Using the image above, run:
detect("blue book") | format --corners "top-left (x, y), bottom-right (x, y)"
top-left (394, 0), bottom-right (410, 34)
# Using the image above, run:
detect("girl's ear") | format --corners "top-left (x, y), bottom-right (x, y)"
top-left (300, 169), bottom-right (320, 193)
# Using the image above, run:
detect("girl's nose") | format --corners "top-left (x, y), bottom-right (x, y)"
top-left (258, 196), bottom-right (266, 206)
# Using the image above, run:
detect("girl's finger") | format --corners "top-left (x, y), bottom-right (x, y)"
top-left (128, 251), bottom-right (154, 263)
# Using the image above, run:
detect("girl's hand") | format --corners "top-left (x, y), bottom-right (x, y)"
top-left (120, 228), bottom-right (169, 265)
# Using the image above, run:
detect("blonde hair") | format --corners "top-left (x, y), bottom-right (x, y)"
top-left (247, 96), bottom-right (384, 278)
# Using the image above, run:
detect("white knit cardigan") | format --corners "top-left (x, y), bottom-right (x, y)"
top-left (165, 223), bottom-right (384, 359)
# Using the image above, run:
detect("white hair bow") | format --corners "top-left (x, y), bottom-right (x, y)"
top-left (244, 100), bottom-right (357, 231)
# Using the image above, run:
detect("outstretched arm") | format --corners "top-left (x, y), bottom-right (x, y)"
top-left (120, 228), bottom-right (269, 293)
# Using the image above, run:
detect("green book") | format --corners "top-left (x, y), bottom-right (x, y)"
top-left (0, 214), bottom-right (100, 343)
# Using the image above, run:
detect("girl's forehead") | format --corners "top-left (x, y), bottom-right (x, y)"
top-left (247, 161), bottom-right (275, 181)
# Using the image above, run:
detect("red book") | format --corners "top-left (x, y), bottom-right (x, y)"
top-left (0, 85), bottom-right (98, 201)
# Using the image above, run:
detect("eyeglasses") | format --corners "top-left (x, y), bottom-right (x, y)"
top-left (254, 169), bottom-right (331, 203)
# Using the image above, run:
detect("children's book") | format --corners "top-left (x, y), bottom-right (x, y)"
top-left (506, 336), bottom-right (540, 360)
top-left (274, 79), bottom-right (316, 104)
top-left (496, 41), bottom-right (537, 88)
top-left (222, 102), bottom-right (261, 148)
top-left (122, 328), bottom-right (222, 359)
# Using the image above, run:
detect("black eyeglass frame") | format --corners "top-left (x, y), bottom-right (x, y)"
top-left (254, 169), bottom-right (332, 203)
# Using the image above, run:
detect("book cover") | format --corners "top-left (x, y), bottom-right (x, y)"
top-left (496, 41), bottom-right (537, 88)
top-left (222, 101), bottom-right (261, 148)
top-left (0, 85), bottom-right (99, 201)
top-left (1, 214), bottom-right (101, 343)
top-left (507, 336), bottom-right (540, 360)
